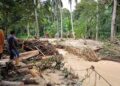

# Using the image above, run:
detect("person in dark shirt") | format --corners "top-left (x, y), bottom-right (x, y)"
top-left (7, 30), bottom-right (19, 65)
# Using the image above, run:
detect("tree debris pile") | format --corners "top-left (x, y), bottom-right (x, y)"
top-left (0, 39), bottom-right (64, 86)
top-left (0, 54), bottom-right (82, 86)
top-left (62, 46), bottom-right (99, 62)
top-left (23, 40), bottom-right (59, 56)
top-left (22, 54), bottom-right (64, 71)
top-left (0, 54), bottom-right (64, 86)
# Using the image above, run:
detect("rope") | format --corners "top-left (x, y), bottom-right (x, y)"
top-left (91, 66), bottom-right (112, 86)
top-left (94, 72), bottom-right (97, 86)
top-left (69, 65), bottom-right (112, 86)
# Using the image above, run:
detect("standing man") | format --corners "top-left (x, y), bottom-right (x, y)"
top-left (7, 30), bottom-right (19, 65)
top-left (0, 29), bottom-right (5, 59)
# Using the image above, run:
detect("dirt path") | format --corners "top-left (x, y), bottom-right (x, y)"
top-left (58, 49), bottom-right (120, 86)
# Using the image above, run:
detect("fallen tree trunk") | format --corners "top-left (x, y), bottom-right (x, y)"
top-left (20, 50), bottom-right (39, 61)
top-left (29, 67), bottom-right (42, 77)
top-left (0, 50), bottom-right (39, 65)
top-left (0, 81), bottom-right (24, 86)
top-left (17, 55), bottom-right (54, 69)
top-left (17, 54), bottom-right (63, 71)
top-left (0, 59), bottom-right (9, 65)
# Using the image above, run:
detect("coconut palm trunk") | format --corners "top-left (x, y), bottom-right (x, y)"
top-left (96, 1), bottom-right (99, 40)
top-left (27, 22), bottom-right (30, 37)
top-left (69, 0), bottom-right (75, 39)
top-left (70, 11), bottom-right (75, 38)
top-left (111, 0), bottom-right (117, 41)
top-left (55, 0), bottom-right (59, 38)
top-left (59, 0), bottom-right (63, 39)
top-left (34, 0), bottom-right (39, 37)
top-left (60, 7), bottom-right (63, 38)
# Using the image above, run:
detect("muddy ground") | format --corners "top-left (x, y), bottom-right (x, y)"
top-left (0, 38), bottom-right (120, 86)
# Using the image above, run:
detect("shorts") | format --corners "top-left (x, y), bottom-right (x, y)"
top-left (0, 53), bottom-right (2, 59)
top-left (9, 49), bottom-right (19, 60)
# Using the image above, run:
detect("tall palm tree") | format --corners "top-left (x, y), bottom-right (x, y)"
top-left (51, 0), bottom-right (63, 38)
top-left (27, 22), bottom-right (30, 37)
top-left (68, 0), bottom-right (77, 39)
top-left (111, 0), bottom-right (117, 41)
top-left (58, 0), bottom-right (63, 38)
top-left (96, 0), bottom-right (99, 40)
top-left (34, 0), bottom-right (39, 37)
top-left (51, 0), bottom-right (59, 37)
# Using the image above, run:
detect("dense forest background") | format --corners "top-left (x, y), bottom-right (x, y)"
top-left (0, 0), bottom-right (120, 41)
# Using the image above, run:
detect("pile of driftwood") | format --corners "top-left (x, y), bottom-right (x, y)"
top-left (0, 52), bottom-right (63, 86)
top-left (0, 40), bottom-right (64, 86)
top-left (22, 40), bottom-right (59, 56)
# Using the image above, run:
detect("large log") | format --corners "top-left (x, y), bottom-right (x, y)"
top-left (20, 50), bottom-right (39, 61)
top-left (0, 50), bottom-right (39, 65)
top-left (0, 81), bottom-right (24, 86)
top-left (29, 68), bottom-right (41, 77)
top-left (0, 59), bottom-right (9, 65)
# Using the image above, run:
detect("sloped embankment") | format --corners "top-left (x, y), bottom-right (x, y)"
top-left (56, 39), bottom-right (103, 62)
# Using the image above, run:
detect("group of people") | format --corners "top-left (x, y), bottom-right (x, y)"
top-left (0, 29), bottom-right (19, 65)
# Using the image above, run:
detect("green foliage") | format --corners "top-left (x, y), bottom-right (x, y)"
top-left (73, 0), bottom-right (115, 40)
top-left (98, 3), bottom-right (112, 39)
top-left (46, 21), bottom-right (57, 37)
top-left (74, 0), bottom-right (97, 39)
top-left (0, 0), bottom-right (119, 40)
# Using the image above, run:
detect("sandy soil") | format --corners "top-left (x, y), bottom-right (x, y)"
top-left (57, 39), bottom-right (103, 51)
top-left (41, 38), bottom-right (120, 86)
top-left (58, 49), bottom-right (120, 86)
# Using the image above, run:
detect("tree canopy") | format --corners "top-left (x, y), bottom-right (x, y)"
top-left (0, 0), bottom-right (119, 40)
